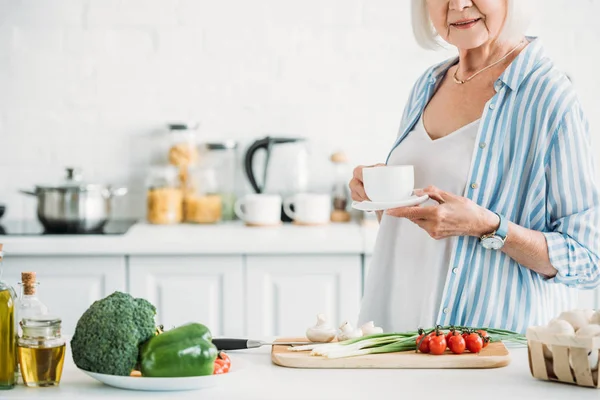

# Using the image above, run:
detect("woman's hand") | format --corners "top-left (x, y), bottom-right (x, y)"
top-left (386, 186), bottom-right (500, 239)
top-left (349, 163), bottom-right (386, 202)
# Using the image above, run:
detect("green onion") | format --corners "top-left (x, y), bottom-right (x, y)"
top-left (292, 325), bottom-right (526, 359)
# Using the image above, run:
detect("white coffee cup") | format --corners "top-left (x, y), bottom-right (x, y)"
top-left (234, 194), bottom-right (282, 226)
top-left (362, 165), bottom-right (414, 202)
top-left (283, 193), bottom-right (331, 225)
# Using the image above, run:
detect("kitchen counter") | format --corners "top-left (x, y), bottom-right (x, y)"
top-left (0, 221), bottom-right (379, 256)
top-left (5, 343), bottom-right (598, 400)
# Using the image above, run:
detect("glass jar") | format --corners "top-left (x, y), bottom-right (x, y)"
top-left (146, 166), bottom-right (183, 224)
top-left (330, 152), bottom-right (351, 223)
top-left (198, 141), bottom-right (238, 221)
top-left (167, 123), bottom-right (199, 191)
top-left (184, 166), bottom-right (222, 224)
top-left (17, 316), bottom-right (66, 387)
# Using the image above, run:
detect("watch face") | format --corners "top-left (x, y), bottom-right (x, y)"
top-left (482, 236), bottom-right (504, 250)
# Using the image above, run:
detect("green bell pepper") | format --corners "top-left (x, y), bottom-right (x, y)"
top-left (140, 323), bottom-right (218, 377)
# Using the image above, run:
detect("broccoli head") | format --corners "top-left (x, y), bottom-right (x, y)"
top-left (71, 291), bottom-right (157, 376)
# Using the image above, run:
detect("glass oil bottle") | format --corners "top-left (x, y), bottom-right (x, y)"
top-left (0, 244), bottom-right (17, 390)
top-left (17, 271), bottom-right (49, 336)
top-left (18, 316), bottom-right (66, 387)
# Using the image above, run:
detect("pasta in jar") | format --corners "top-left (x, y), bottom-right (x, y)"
top-left (146, 166), bottom-right (183, 224)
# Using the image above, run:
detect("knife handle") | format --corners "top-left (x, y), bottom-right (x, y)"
top-left (212, 338), bottom-right (250, 350)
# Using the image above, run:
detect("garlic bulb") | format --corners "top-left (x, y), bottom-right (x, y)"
top-left (337, 321), bottom-right (363, 342)
top-left (306, 314), bottom-right (337, 343)
top-left (360, 321), bottom-right (383, 336)
top-left (556, 310), bottom-right (589, 331)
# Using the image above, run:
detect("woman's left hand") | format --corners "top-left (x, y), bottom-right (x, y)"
top-left (386, 186), bottom-right (499, 240)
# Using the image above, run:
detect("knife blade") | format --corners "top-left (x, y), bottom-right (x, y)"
top-left (212, 338), bottom-right (313, 350)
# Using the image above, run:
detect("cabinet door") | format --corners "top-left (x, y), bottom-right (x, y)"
top-left (2, 256), bottom-right (126, 335)
top-left (246, 255), bottom-right (362, 337)
top-left (129, 256), bottom-right (244, 337)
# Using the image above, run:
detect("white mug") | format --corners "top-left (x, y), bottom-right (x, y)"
top-left (362, 165), bottom-right (414, 202)
top-left (283, 193), bottom-right (331, 225)
top-left (234, 194), bottom-right (282, 226)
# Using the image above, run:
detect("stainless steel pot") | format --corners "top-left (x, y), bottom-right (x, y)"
top-left (20, 168), bottom-right (128, 233)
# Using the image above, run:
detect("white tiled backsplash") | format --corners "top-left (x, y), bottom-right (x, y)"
top-left (0, 0), bottom-right (598, 219)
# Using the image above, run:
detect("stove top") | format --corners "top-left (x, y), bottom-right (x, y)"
top-left (0, 220), bottom-right (138, 235)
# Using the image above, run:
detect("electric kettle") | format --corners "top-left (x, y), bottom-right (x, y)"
top-left (244, 137), bottom-right (309, 221)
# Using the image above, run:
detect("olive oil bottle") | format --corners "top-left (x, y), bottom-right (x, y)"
top-left (0, 244), bottom-right (17, 390)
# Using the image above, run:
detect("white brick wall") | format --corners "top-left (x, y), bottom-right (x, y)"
top-left (0, 0), bottom-right (598, 219)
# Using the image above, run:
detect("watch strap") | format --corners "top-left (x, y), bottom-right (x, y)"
top-left (494, 212), bottom-right (508, 240)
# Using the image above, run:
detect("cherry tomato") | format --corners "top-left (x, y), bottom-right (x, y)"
top-left (429, 334), bottom-right (447, 355)
top-left (466, 333), bottom-right (483, 353)
top-left (448, 335), bottom-right (466, 354)
top-left (416, 334), bottom-right (431, 353)
top-left (477, 330), bottom-right (490, 348)
top-left (445, 330), bottom-right (459, 345)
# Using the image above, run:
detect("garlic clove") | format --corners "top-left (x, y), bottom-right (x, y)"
top-left (590, 310), bottom-right (600, 325)
top-left (360, 321), bottom-right (384, 336)
top-left (337, 321), bottom-right (363, 342)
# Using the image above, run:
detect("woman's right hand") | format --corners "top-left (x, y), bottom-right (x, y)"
top-left (349, 164), bottom-right (385, 202)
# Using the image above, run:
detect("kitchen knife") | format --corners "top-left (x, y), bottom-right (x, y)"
top-left (212, 338), bottom-right (312, 350)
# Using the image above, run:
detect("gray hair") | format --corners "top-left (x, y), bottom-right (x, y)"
top-left (411, 0), bottom-right (532, 50)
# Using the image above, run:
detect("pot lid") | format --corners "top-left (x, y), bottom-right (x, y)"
top-left (34, 168), bottom-right (108, 192)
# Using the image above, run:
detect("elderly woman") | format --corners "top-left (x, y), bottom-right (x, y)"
top-left (352, 0), bottom-right (600, 333)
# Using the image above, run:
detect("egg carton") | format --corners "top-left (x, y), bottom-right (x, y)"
top-left (526, 327), bottom-right (600, 388)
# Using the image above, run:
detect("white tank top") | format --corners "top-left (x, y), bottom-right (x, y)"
top-left (358, 116), bottom-right (480, 332)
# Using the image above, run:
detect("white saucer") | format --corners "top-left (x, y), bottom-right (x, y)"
top-left (352, 195), bottom-right (429, 211)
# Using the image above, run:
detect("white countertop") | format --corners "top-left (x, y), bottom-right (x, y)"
top-left (0, 222), bottom-right (379, 256)
top-left (5, 343), bottom-right (598, 400)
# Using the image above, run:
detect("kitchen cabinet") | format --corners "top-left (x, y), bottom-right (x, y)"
top-left (129, 256), bottom-right (244, 337)
top-left (1, 256), bottom-right (126, 335)
top-left (246, 255), bottom-right (362, 337)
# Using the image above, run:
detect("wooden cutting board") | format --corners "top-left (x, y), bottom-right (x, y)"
top-left (271, 338), bottom-right (511, 369)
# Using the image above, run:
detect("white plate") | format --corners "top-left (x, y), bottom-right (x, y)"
top-left (79, 357), bottom-right (243, 392)
top-left (352, 195), bottom-right (429, 211)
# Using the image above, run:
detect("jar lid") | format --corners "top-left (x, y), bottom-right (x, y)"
top-left (168, 122), bottom-right (199, 131)
top-left (203, 140), bottom-right (238, 150)
top-left (21, 315), bottom-right (62, 328)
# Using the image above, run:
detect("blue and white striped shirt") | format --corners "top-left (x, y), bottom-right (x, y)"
top-left (386, 37), bottom-right (600, 332)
